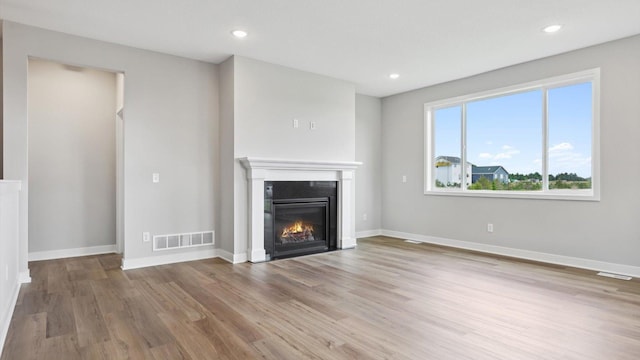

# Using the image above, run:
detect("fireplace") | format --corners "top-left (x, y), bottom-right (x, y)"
top-left (264, 181), bottom-right (337, 260)
top-left (240, 157), bottom-right (360, 263)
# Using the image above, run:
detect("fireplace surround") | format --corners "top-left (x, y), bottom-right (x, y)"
top-left (240, 157), bottom-right (361, 262)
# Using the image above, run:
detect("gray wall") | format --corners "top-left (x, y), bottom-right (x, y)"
top-left (1, 36), bottom-right (3, 179)
top-left (218, 57), bottom-right (235, 254)
top-left (2, 21), bottom-right (219, 274)
top-left (28, 59), bottom-right (116, 253)
top-left (355, 94), bottom-right (382, 233)
top-left (381, 34), bottom-right (640, 267)
top-left (115, 73), bottom-right (124, 253)
top-left (233, 56), bottom-right (356, 162)
top-left (222, 56), bottom-right (356, 258)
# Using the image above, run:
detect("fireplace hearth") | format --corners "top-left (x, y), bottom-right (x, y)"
top-left (265, 181), bottom-right (337, 260)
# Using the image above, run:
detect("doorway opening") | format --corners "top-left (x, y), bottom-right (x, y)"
top-left (27, 58), bottom-right (124, 260)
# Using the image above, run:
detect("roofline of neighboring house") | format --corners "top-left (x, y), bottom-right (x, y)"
top-left (472, 166), bottom-right (508, 172)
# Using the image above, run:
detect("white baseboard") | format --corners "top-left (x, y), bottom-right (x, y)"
top-left (217, 249), bottom-right (248, 264)
top-left (18, 271), bottom-right (31, 284)
top-left (29, 244), bottom-right (117, 262)
top-left (0, 279), bottom-right (21, 353)
top-left (381, 229), bottom-right (640, 278)
top-left (356, 229), bottom-right (382, 238)
top-left (121, 248), bottom-right (218, 270)
top-left (340, 237), bottom-right (357, 249)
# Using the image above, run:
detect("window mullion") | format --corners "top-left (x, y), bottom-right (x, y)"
top-left (425, 107), bottom-right (433, 192)
top-left (542, 88), bottom-right (549, 192)
top-left (461, 103), bottom-right (467, 190)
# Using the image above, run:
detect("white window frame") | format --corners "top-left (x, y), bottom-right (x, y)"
top-left (424, 68), bottom-right (600, 201)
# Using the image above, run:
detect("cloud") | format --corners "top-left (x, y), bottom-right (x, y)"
top-left (547, 142), bottom-right (591, 175)
top-left (495, 145), bottom-right (520, 160)
top-left (549, 142), bottom-right (574, 152)
top-left (495, 152), bottom-right (516, 160)
top-left (476, 145), bottom-right (520, 162)
top-left (485, 141), bottom-right (493, 145)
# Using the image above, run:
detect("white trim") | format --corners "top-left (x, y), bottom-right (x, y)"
top-left (18, 271), bottom-right (31, 284)
top-left (28, 244), bottom-right (117, 262)
top-left (0, 280), bottom-right (20, 354)
top-left (239, 157), bottom-right (361, 263)
top-left (424, 189), bottom-right (599, 201)
top-left (424, 68), bottom-right (600, 201)
top-left (381, 229), bottom-right (640, 278)
top-left (0, 180), bottom-right (22, 192)
top-left (240, 157), bottom-right (361, 171)
top-left (356, 229), bottom-right (383, 238)
top-left (424, 69), bottom-right (600, 109)
top-left (340, 237), bottom-right (357, 249)
top-left (121, 248), bottom-right (218, 270)
top-left (216, 249), bottom-right (248, 264)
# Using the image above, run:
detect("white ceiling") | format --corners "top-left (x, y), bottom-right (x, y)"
top-left (1, 0), bottom-right (639, 97)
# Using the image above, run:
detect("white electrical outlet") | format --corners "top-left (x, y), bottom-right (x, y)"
top-left (402, 175), bottom-right (407, 183)
top-left (487, 223), bottom-right (494, 233)
top-left (363, 213), bottom-right (368, 221)
top-left (152, 173), bottom-right (160, 183)
top-left (143, 232), bottom-right (151, 242)
top-left (293, 118), bottom-right (299, 128)
top-left (310, 121), bottom-right (316, 130)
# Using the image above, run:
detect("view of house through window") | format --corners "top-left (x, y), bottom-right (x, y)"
top-left (433, 106), bottom-right (462, 188)
top-left (426, 70), bottom-right (597, 199)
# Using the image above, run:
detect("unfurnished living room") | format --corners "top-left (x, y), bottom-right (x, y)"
top-left (1, 1), bottom-right (640, 359)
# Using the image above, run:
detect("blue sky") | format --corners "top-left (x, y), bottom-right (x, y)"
top-left (434, 82), bottom-right (592, 178)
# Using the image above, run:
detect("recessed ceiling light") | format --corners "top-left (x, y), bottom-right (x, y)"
top-left (232, 30), bottom-right (248, 38)
top-left (389, 73), bottom-right (400, 79)
top-left (543, 24), bottom-right (562, 33)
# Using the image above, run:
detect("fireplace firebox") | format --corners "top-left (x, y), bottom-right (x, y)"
top-left (264, 181), bottom-right (337, 260)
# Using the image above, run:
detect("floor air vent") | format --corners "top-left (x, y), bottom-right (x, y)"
top-left (153, 231), bottom-right (214, 251)
top-left (597, 272), bottom-right (632, 281)
top-left (404, 240), bottom-right (421, 244)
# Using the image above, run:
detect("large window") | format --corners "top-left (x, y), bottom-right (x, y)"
top-left (425, 69), bottom-right (599, 200)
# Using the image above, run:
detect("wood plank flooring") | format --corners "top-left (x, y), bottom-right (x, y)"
top-left (3, 236), bottom-right (640, 359)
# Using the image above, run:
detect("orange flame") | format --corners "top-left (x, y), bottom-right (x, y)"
top-left (281, 221), bottom-right (314, 238)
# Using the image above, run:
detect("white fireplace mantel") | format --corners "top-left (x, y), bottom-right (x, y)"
top-left (239, 157), bottom-right (362, 262)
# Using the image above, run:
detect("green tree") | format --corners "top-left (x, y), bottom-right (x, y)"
top-left (469, 176), bottom-right (492, 190)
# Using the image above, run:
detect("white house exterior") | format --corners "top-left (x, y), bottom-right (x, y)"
top-left (434, 156), bottom-right (472, 187)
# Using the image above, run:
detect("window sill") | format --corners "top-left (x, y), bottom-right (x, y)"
top-left (424, 189), bottom-right (599, 201)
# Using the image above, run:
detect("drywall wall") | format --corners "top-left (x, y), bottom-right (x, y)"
top-left (233, 56), bottom-right (356, 162)
top-left (1, 36), bottom-right (4, 179)
top-left (2, 21), bottom-right (218, 274)
top-left (218, 57), bottom-right (235, 255)
top-left (355, 94), bottom-right (382, 234)
top-left (224, 56), bottom-right (356, 258)
top-left (115, 73), bottom-right (124, 254)
top-left (381, 35), bottom-right (640, 268)
top-left (28, 59), bottom-right (116, 253)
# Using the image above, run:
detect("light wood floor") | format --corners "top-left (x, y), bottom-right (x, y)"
top-left (3, 236), bottom-right (640, 359)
